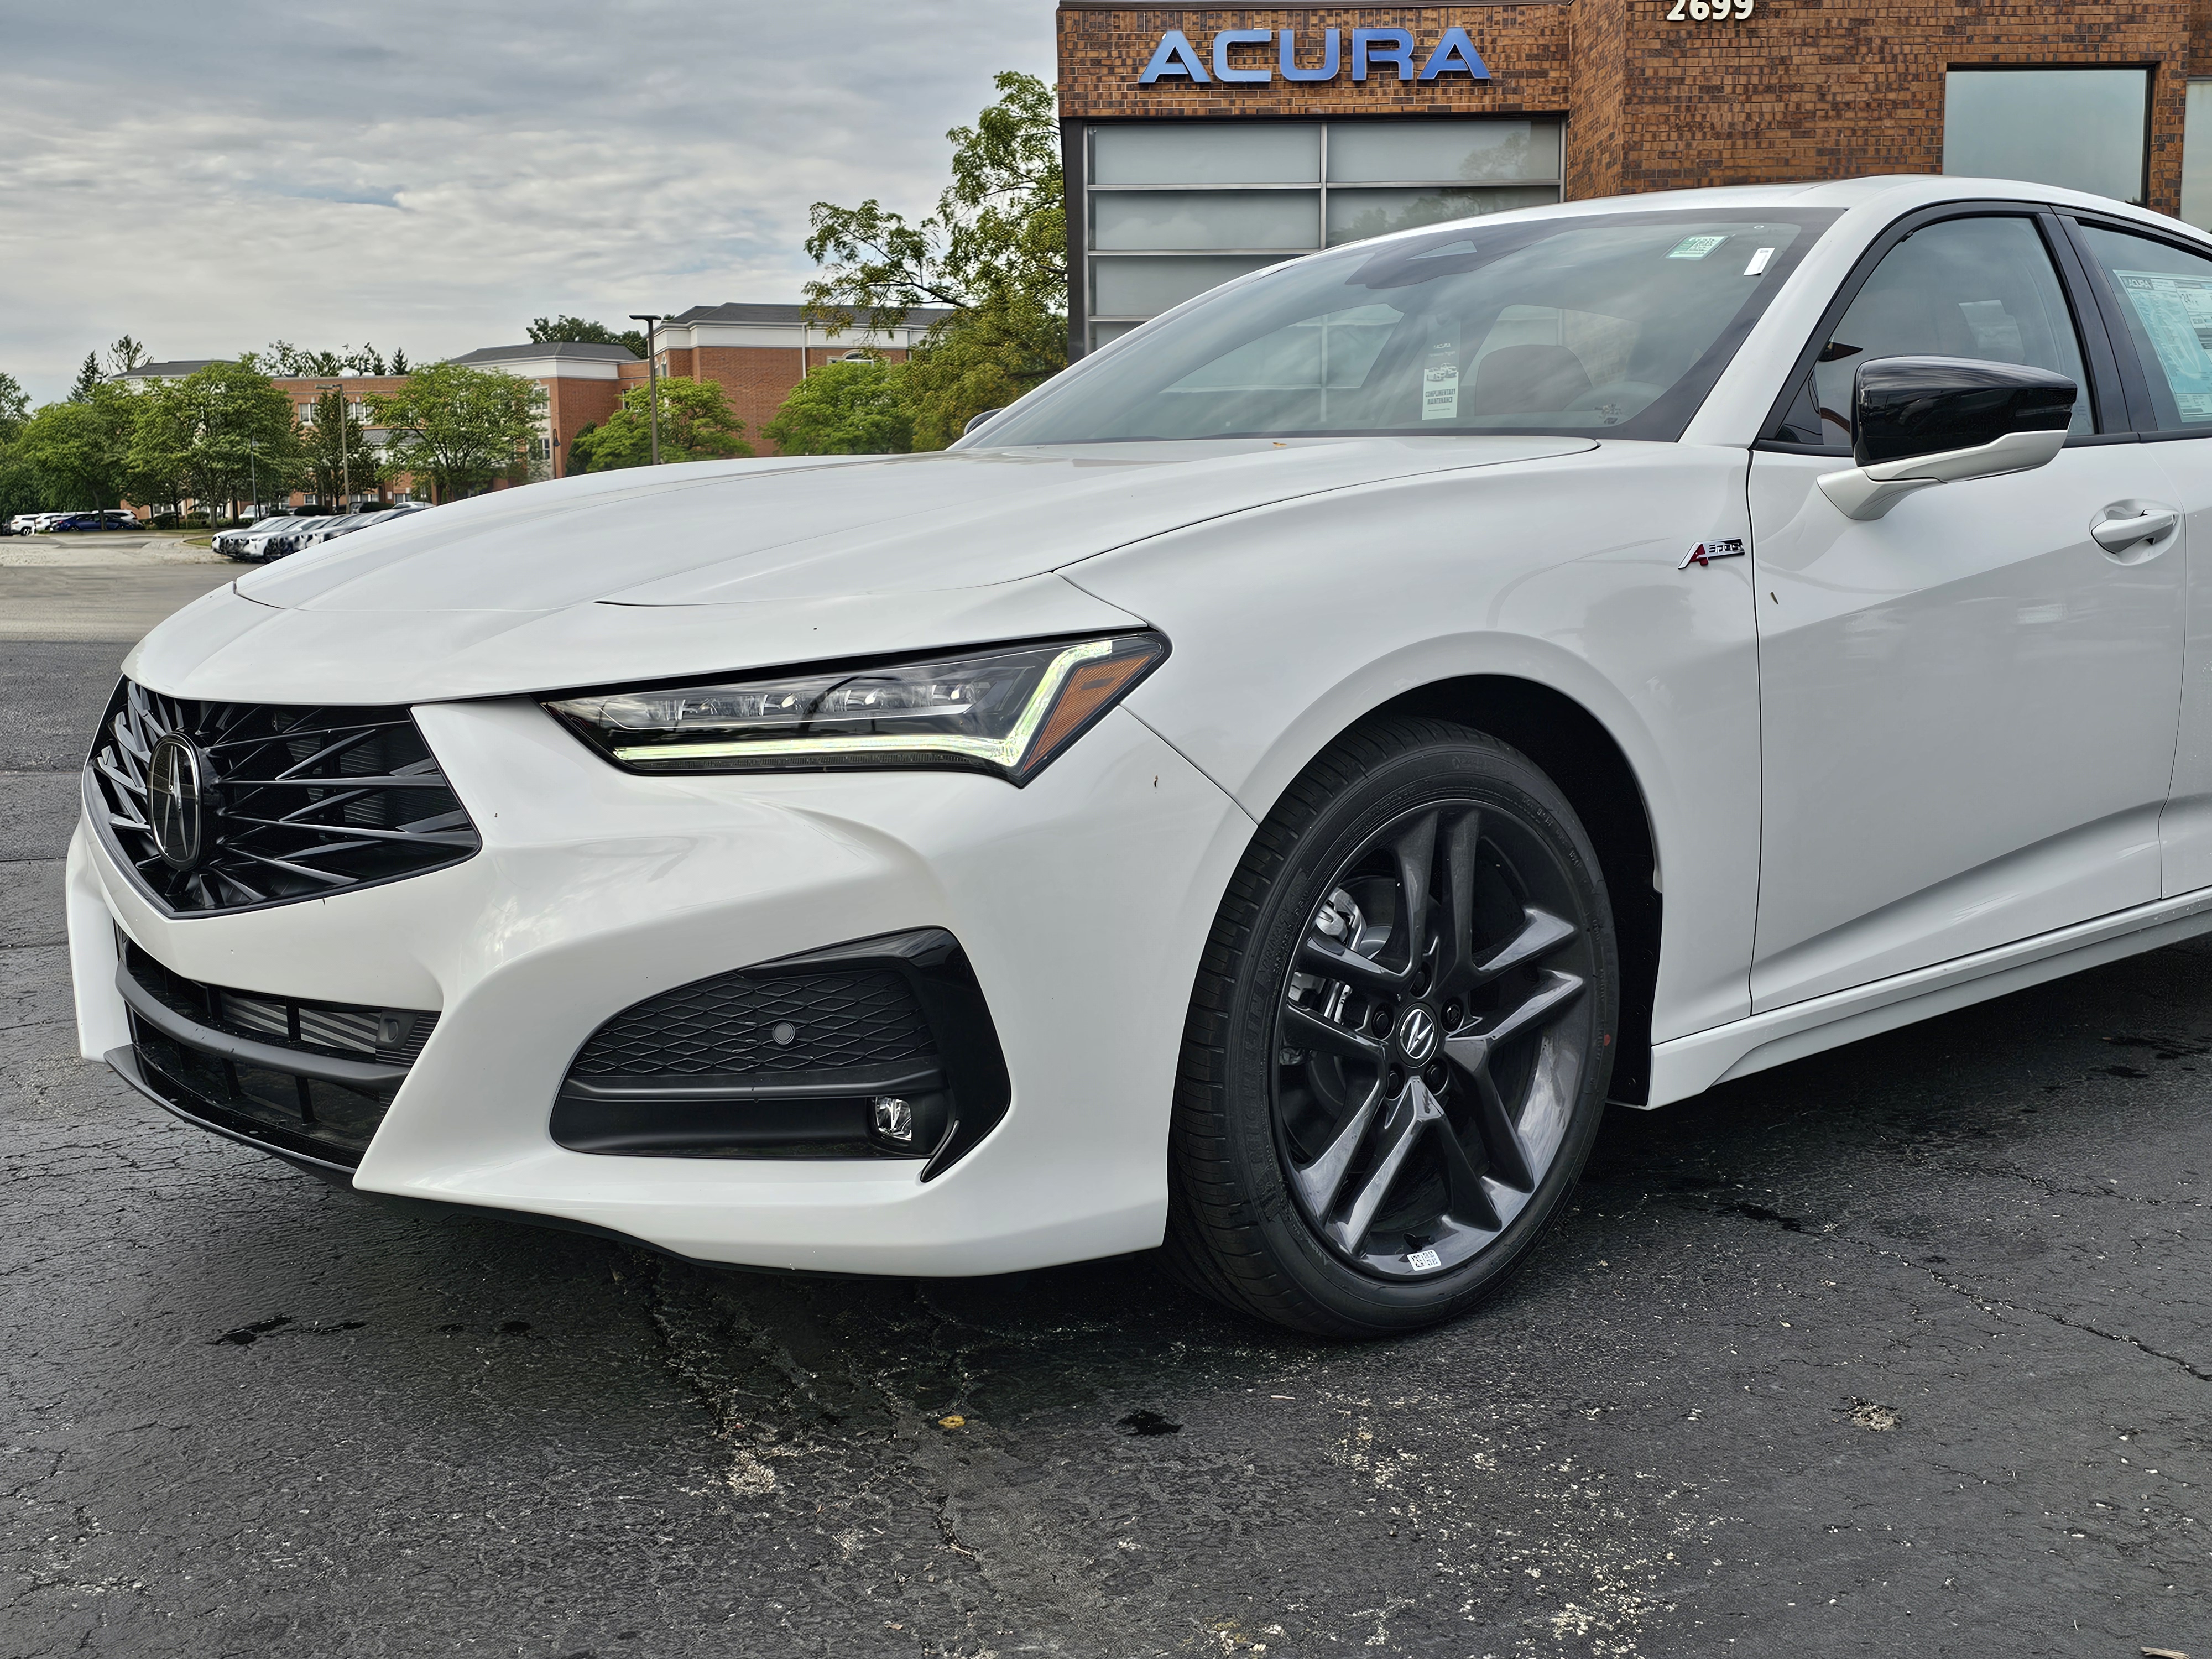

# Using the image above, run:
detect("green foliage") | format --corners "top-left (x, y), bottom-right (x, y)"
top-left (0, 446), bottom-right (34, 524)
top-left (0, 372), bottom-right (28, 445)
top-left (18, 381), bottom-right (137, 508)
top-left (125, 360), bottom-right (304, 519)
top-left (107, 336), bottom-right (146, 375)
top-left (567, 377), bottom-right (752, 472)
top-left (903, 289), bottom-right (1068, 451)
top-left (259, 340), bottom-right (398, 377)
top-left (528, 315), bottom-right (649, 360)
top-left (367, 361), bottom-right (547, 500)
top-left (801, 71), bottom-right (1067, 448)
top-left (69, 353), bottom-right (102, 402)
top-left (302, 388), bottom-right (379, 507)
top-left (762, 357), bottom-right (915, 456)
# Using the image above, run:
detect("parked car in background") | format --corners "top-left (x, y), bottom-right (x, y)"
top-left (260, 503), bottom-right (431, 560)
top-left (6, 515), bottom-right (39, 535)
top-left (214, 517), bottom-right (311, 561)
top-left (50, 509), bottom-right (139, 532)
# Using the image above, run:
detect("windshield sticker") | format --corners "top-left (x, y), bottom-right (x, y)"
top-left (1421, 324), bottom-right (1460, 421)
top-left (1668, 235), bottom-right (1728, 260)
top-left (2114, 269), bottom-right (2212, 422)
top-left (1744, 247), bottom-right (1775, 276)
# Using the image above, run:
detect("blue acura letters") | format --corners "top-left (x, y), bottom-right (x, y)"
top-left (1138, 25), bottom-right (1491, 86)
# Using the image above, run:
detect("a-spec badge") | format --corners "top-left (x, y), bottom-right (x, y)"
top-left (1680, 537), bottom-right (1747, 570)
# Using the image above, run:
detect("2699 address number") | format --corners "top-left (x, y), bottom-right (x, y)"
top-left (1667, 0), bottom-right (1755, 17)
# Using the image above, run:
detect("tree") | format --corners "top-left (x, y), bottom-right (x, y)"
top-left (801, 71), bottom-right (1067, 447)
top-left (390, 347), bottom-right (410, 375)
top-left (367, 361), bottom-right (547, 500)
top-left (17, 382), bottom-right (136, 509)
top-left (763, 357), bottom-right (915, 455)
top-left (69, 353), bottom-right (103, 402)
top-left (302, 388), bottom-right (379, 508)
top-left (0, 372), bottom-right (28, 445)
top-left (528, 315), bottom-right (649, 359)
top-left (567, 377), bottom-right (752, 473)
top-left (107, 336), bottom-right (147, 376)
top-left (128, 361), bottom-right (303, 523)
top-left (124, 379), bottom-right (197, 519)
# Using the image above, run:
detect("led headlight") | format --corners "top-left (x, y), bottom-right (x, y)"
top-left (544, 633), bottom-right (1168, 785)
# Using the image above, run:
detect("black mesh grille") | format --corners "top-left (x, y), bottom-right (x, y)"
top-left (570, 969), bottom-right (936, 1077)
top-left (87, 679), bottom-right (479, 915)
top-left (121, 940), bottom-right (437, 1168)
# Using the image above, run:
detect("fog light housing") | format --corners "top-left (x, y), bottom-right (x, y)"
top-left (872, 1095), bottom-right (915, 1144)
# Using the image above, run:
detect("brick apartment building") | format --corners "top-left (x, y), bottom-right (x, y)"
top-left (1057, 1), bottom-right (2212, 354)
top-left (645, 302), bottom-right (951, 448)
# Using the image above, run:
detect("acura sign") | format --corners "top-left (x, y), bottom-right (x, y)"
top-left (1139, 26), bottom-right (1491, 86)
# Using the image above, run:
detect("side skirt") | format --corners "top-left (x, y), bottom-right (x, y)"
top-left (1644, 886), bottom-right (2212, 1108)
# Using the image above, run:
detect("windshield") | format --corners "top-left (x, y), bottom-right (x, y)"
top-left (980, 208), bottom-right (1838, 446)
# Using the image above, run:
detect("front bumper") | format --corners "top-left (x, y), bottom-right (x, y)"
top-left (69, 696), bottom-right (1254, 1274)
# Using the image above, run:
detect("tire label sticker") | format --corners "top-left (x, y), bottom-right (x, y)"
top-left (1407, 1247), bottom-right (1443, 1271)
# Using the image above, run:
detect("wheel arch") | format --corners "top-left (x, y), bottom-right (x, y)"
top-left (1376, 676), bottom-right (1661, 1104)
top-left (1218, 668), bottom-right (1665, 1105)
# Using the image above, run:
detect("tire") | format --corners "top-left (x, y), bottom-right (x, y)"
top-left (1164, 717), bottom-right (1620, 1338)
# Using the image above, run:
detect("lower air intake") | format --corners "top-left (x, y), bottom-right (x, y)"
top-left (552, 928), bottom-right (1011, 1180)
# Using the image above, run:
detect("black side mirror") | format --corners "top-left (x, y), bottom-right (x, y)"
top-left (1818, 355), bottom-right (2078, 520)
top-left (1852, 354), bottom-right (2075, 468)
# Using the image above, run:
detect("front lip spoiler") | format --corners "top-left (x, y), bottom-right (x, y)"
top-left (103, 1044), bottom-right (357, 1181)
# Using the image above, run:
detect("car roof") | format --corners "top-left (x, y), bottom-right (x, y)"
top-left (1343, 174), bottom-right (2212, 255)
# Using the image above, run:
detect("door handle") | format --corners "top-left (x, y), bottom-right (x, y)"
top-left (2091, 508), bottom-right (2179, 554)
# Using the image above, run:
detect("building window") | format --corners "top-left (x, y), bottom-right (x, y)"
top-left (2184, 80), bottom-right (2212, 233)
top-left (1942, 68), bottom-right (2150, 206)
top-left (1081, 118), bottom-right (1564, 353)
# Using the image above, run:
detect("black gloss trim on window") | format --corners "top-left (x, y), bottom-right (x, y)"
top-left (552, 928), bottom-right (1013, 1181)
top-left (1754, 202), bottom-right (2123, 455)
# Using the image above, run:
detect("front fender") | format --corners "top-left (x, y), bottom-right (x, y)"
top-left (1063, 441), bottom-right (1761, 1046)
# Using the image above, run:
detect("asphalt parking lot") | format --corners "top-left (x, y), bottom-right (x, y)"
top-left (3, 551), bottom-right (2208, 1658)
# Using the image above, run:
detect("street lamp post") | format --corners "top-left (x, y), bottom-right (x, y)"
top-left (629, 314), bottom-right (662, 466)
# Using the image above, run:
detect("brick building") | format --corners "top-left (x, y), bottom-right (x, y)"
top-left (1058, 1), bottom-right (2212, 354)
top-left (646, 303), bottom-right (951, 450)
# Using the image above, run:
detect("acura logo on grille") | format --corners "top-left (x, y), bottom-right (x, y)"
top-left (147, 733), bottom-right (207, 871)
top-left (1395, 1005), bottom-right (1439, 1065)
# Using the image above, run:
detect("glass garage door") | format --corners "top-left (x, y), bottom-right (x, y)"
top-left (1083, 119), bottom-right (1564, 353)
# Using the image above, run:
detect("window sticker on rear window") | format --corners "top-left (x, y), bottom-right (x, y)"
top-left (1668, 235), bottom-right (1727, 260)
top-left (2114, 268), bottom-right (2212, 422)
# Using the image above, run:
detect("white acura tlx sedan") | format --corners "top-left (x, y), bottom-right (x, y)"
top-left (70, 176), bottom-right (2212, 1335)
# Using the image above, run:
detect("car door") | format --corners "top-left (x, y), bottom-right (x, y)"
top-left (2063, 216), bottom-right (2212, 898)
top-left (1746, 208), bottom-right (2183, 1011)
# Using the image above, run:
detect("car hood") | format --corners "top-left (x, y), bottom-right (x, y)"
top-left (129, 436), bottom-right (1592, 705)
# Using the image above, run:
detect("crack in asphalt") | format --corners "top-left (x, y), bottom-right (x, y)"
top-left (1706, 1194), bottom-right (2212, 1384)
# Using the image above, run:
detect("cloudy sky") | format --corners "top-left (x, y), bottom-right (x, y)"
top-left (0, 1), bottom-right (1052, 403)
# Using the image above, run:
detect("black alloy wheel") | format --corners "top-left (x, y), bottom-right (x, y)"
top-left (1165, 718), bottom-right (1618, 1337)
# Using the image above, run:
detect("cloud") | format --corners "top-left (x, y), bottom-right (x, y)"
top-left (0, 0), bottom-right (1052, 401)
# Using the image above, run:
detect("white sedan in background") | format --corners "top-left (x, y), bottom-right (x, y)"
top-left (70, 176), bottom-right (2212, 1335)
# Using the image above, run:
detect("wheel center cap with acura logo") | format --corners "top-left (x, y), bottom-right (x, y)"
top-left (147, 733), bottom-right (208, 871)
top-left (1395, 1004), bottom-right (1440, 1066)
